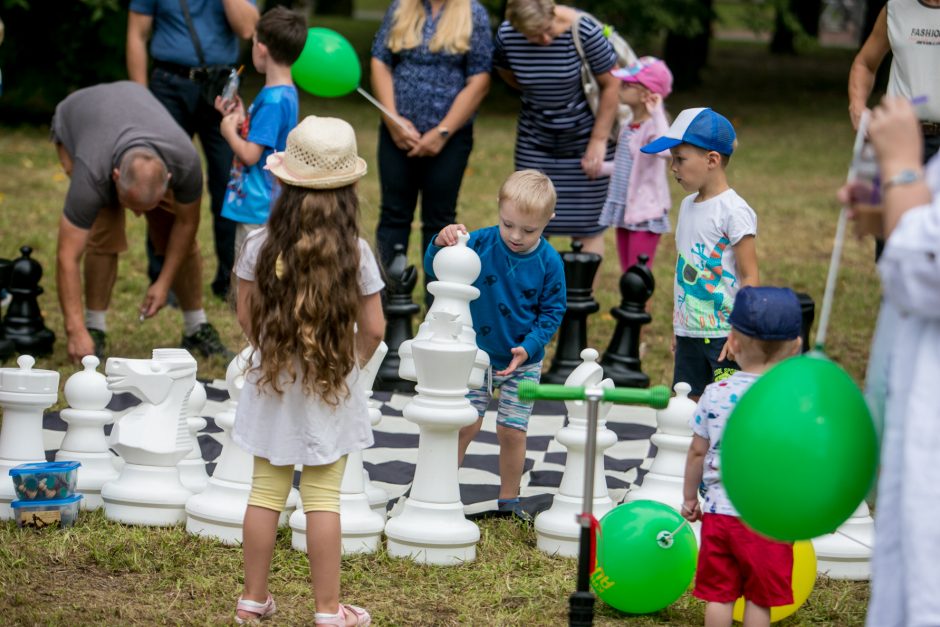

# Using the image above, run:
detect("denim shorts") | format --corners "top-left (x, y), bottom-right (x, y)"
top-left (673, 336), bottom-right (739, 397)
top-left (467, 361), bottom-right (542, 432)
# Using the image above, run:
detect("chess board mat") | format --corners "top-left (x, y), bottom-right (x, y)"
top-left (41, 381), bottom-right (658, 516)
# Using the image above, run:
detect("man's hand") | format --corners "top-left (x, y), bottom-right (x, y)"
top-left (67, 327), bottom-right (96, 364)
top-left (140, 282), bottom-right (169, 319)
top-left (435, 224), bottom-right (468, 247)
top-left (495, 346), bottom-right (529, 377)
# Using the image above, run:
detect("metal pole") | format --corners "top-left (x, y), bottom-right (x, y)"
top-left (570, 389), bottom-right (602, 626)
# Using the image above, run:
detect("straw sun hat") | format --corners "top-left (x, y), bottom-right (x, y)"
top-left (264, 116), bottom-right (367, 189)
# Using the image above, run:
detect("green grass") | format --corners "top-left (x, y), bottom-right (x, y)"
top-left (0, 25), bottom-right (876, 626)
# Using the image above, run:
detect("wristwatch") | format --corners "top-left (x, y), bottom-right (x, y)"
top-left (437, 125), bottom-right (450, 139)
top-left (882, 168), bottom-right (923, 191)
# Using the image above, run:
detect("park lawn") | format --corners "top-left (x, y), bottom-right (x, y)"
top-left (0, 26), bottom-right (876, 626)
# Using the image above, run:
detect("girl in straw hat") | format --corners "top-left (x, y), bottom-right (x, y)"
top-left (230, 116), bottom-right (384, 626)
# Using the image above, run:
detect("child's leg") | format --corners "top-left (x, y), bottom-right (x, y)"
top-left (741, 601), bottom-right (770, 627)
top-left (241, 457), bottom-right (295, 612)
top-left (704, 601), bottom-right (734, 627)
top-left (493, 363), bottom-right (541, 500)
top-left (299, 457), bottom-right (347, 616)
top-left (616, 228), bottom-right (662, 272)
top-left (459, 372), bottom-right (492, 465)
top-left (673, 337), bottom-right (715, 400)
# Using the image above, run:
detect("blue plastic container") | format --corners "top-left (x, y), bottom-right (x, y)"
top-left (9, 461), bottom-right (81, 501)
top-left (11, 494), bottom-right (83, 528)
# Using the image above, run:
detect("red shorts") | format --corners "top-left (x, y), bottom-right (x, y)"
top-left (693, 513), bottom-right (794, 607)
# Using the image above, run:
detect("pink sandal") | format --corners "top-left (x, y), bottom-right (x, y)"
top-left (234, 594), bottom-right (277, 624)
top-left (314, 603), bottom-right (371, 626)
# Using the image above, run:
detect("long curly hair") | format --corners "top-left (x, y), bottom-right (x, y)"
top-left (247, 183), bottom-right (361, 408)
top-left (386, 0), bottom-right (472, 54)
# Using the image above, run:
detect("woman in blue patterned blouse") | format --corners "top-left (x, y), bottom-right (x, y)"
top-left (495, 0), bottom-right (619, 257)
top-left (370, 0), bottom-right (494, 293)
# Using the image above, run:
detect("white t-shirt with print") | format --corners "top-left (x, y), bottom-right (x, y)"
top-left (689, 371), bottom-right (760, 516)
top-left (674, 188), bottom-right (757, 337)
top-left (231, 228), bottom-right (386, 467)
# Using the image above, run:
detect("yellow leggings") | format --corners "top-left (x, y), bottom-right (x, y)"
top-left (247, 456), bottom-right (347, 514)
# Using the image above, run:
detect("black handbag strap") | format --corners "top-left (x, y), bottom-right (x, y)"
top-left (178, 0), bottom-right (206, 67)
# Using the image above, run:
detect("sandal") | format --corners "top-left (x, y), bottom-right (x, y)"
top-left (314, 603), bottom-right (371, 626)
top-left (234, 594), bottom-right (277, 624)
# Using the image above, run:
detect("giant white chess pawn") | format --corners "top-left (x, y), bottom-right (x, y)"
top-left (291, 342), bottom-right (389, 554)
top-left (535, 348), bottom-right (617, 557)
top-left (0, 355), bottom-right (59, 519)
top-left (177, 381), bottom-right (209, 494)
top-left (101, 349), bottom-right (197, 526)
top-left (812, 502), bottom-right (875, 580)
top-left (186, 347), bottom-right (296, 544)
top-left (397, 231), bottom-right (489, 388)
top-left (385, 313), bottom-right (480, 565)
top-left (56, 355), bottom-right (119, 510)
top-left (624, 382), bottom-right (698, 511)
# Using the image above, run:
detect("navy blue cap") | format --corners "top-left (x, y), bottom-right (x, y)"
top-left (728, 287), bottom-right (802, 340)
top-left (641, 107), bottom-right (736, 155)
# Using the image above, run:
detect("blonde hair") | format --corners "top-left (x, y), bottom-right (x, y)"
top-left (247, 184), bottom-right (362, 408)
top-left (506, 0), bottom-right (555, 35)
top-left (498, 169), bottom-right (556, 219)
top-left (730, 329), bottom-right (801, 365)
top-left (387, 0), bottom-right (473, 54)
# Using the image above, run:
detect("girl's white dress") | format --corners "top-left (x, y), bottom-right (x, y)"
top-left (230, 228), bottom-right (385, 467)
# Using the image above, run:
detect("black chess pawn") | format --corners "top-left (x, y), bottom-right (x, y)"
top-left (544, 241), bottom-right (602, 384)
top-left (600, 254), bottom-right (655, 387)
top-left (0, 257), bottom-right (14, 362)
top-left (376, 244), bottom-right (419, 392)
top-left (795, 292), bottom-right (815, 354)
top-left (2, 246), bottom-right (55, 356)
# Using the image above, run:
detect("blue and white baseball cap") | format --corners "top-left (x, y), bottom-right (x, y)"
top-left (640, 107), bottom-right (736, 156)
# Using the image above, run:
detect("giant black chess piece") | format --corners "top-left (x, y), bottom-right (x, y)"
top-left (376, 244), bottom-right (419, 392)
top-left (0, 257), bottom-right (14, 362)
top-left (600, 254), bottom-right (655, 387)
top-left (2, 246), bottom-right (55, 356)
top-left (544, 241), bottom-right (602, 384)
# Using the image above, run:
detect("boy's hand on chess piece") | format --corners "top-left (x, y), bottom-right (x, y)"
top-left (435, 224), bottom-right (468, 247)
top-left (495, 346), bottom-right (528, 376)
top-left (139, 282), bottom-right (168, 320)
top-left (681, 499), bottom-right (701, 523)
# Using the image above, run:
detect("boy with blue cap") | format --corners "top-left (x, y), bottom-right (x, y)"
top-left (681, 286), bottom-right (803, 627)
top-left (642, 108), bottom-right (760, 398)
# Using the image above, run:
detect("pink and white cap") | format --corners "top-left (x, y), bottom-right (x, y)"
top-left (611, 56), bottom-right (673, 98)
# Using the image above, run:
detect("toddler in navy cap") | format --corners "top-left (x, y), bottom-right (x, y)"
top-left (644, 107), bottom-right (760, 398)
top-left (681, 286), bottom-right (802, 626)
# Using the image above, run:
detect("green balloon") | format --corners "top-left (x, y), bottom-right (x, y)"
top-left (721, 351), bottom-right (878, 542)
top-left (592, 501), bottom-right (697, 614)
top-left (292, 27), bottom-right (361, 97)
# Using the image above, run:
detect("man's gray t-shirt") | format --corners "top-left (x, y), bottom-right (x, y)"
top-left (52, 81), bottom-right (203, 229)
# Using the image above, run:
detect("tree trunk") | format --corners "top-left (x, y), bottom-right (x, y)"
top-left (663, 0), bottom-right (713, 90)
top-left (770, 0), bottom-right (822, 55)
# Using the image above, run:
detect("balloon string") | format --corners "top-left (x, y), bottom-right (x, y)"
top-left (664, 518), bottom-right (690, 539)
top-left (816, 110), bottom-right (870, 352)
top-left (356, 87), bottom-right (412, 133)
top-left (834, 529), bottom-right (874, 550)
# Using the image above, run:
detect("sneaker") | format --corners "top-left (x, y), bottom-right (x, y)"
top-left (181, 323), bottom-right (233, 359)
top-left (87, 327), bottom-right (107, 360)
top-left (497, 498), bottom-right (534, 523)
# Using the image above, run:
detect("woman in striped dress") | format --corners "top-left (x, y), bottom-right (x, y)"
top-left (494, 0), bottom-right (620, 255)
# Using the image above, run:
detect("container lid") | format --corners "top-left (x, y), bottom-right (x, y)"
top-left (9, 461), bottom-right (81, 476)
top-left (11, 494), bottom-right (83, 508)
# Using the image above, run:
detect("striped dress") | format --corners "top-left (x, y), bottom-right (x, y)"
top-left (494, 18), bottom-right (617, 237)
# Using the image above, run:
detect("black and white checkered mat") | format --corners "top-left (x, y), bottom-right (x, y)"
top-left (41, 381), bottom-right (658, 516)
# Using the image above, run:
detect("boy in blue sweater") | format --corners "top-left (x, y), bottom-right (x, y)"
top-left (425, 169), bottom-right (566, 517)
